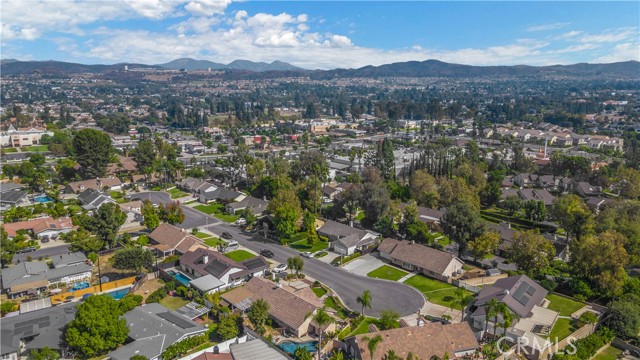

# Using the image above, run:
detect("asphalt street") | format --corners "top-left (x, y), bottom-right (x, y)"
top-left (13, 243), bottom-right (71, 264)
top-left (133, 191), bottom-right (426, 317)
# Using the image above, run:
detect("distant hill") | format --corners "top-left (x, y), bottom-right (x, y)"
top-left (0, 60), bottom-right (156, 75)
top-left (318, 59), bottom-right (640, 79)
top-left (157, 58), bottom-right (304, 72)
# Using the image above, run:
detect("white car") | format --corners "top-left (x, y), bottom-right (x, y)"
top-left (235, 218), bottom-right (247, 225)
top-left (273, 264), bottom-right (288, 273)
top-left (301, 252), bottom-right (313, 258)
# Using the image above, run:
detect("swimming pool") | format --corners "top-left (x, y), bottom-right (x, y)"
top-left (168, 270), bottom-right (192, 286)
top-left (106, 288), bottom-right (131, 300)
top-left (278, 340), bottom-right (318, 354)
top-left (71, 282), bottom-right (90, 291)
top-left (33, 195), bottom-right (53, 203)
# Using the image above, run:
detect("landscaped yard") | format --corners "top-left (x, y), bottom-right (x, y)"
top-left (314, 251), bottom-right (328, 258)
top-left (194, 231), bottom-right (213, 239)
top-left (204, 237), bottom-right (225, 248)
top-left (548, 317), bottom-right (579, 341)
top-left (224, 250), bottom-right (255, 262)
top-left (194, 203), bottom-right (239, 223)
top-left (1, 147), bottom-right (17, 153)
top-left (367, 265), bottom-right (408, 281)
top-left (592, 345), bottom-right (623, 360)
top-left (290, 238), bottom-right (329, 253)
top-left (24, 145), bottom-right (49, 152)
top-left (325, 296), bottom-right (349, 319)
top-left (312, 287), bottom-right (327, 298)
top-left (404, 274), bottom-right (472, 310)
top-left (349, 318), bottom-right (377, 336)
top-left (159, 295), bottom-right (189, 310)
top-left (168, 188), bottom-right (189, 199)
top-left (546, 294), bottom-right (585, 316)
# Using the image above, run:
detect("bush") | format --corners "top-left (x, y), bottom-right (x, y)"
top-left (146, 288), bottom-right (167, 303)
top-left (569, 279), bottom-right (595, 299)
top-left (161, 334), bottom-right (209, 360)
top-left (331, 251), bottom-right (362, 266)
top-left (552, 327), bottom-right (615, 360)
top-left (578, 312), bottom-right (598, 325)
top-left (1, 301), bottom-right (18, 315)
top-left (538, 278), bottom-right (557, 291)
top-left (87, 252), bottom-right (98, 263)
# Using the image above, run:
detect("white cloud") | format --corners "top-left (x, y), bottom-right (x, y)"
top-left (580, 27), bottom-right (637, 43)
top-left (594, 42), bottom-right (640, 63)
top-left (330, 35), bottom-right (353, 47)
top-left (527, 22), bottom-right (570, 32)
top-left (184, 0), bottom-right (231, 17)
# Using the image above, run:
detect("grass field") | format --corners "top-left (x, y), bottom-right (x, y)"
top-left (325, 296), bottom-right (349, 319)
top-left (159, 295), bottom-right (189, 310)
top-left (204, 238), bottom-right (225, 248)
top-left (312, 287), bottom-right (327, 298)
top-left (548, 318), bottom-right (579, 342)
top-left (367, 265), bottom-right (408, 281)
top-left (24, 145), bottom-right (49, 152)
top-left (404, 274), bottom-right (472, 310)
top-left (194, 203), bottom-right (239, 223)
top-left (349, 318), bottom-right (377, 336)
top-left (168, 188), bottom-right (189, 199)
top-left (224, 250), bottom-right (255, 262)
top-left (592, 345), bottom-right (623, 360)
top-left (290, 238), bottom-right (328, 253)
top-left (546, 294), bottom-right (585, 316)
top-left (194, 231), bottom-right (213, 239)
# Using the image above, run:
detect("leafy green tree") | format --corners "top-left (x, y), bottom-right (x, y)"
top-left (65, 295), bottom-right (129, 358)
top-left (357, 290), bottom-right (372, 316)
top-left (247, 298), bottom-right (269, 335)
top-left (0, 226), bottom-right (16, 266)
top-left (63, 229), bottom-right (105, 253)
top-left (241, 208), bottom-right (257, 227)
top-left (73, 128), bottom-right (113, 178)
top-left (552, 195), bottom-right (593, 242)
top-left (267, 185), bottom-right (302, 239)
top-left (442, 201), bottom-right (485, 257)
top-left (507, 230), bottom-right (556, 276)
top-left (217, 313), bottom-right (241, 340)
top-left (502, 196), bottom-right (523, 216)
top-left (596, 200), bottom-right (640, 265)
top-left (1, 301), bottom-right (17, 315)
top-left (112, 248), bottom-right (154, 274)
top-left (378, 310), bottom-right (400, 330)
top-left (524, 200), bottom-right (547, 222)
top-left (118, 293), bottom-right (143, 313)
top-left (159, 201), bottom-right (185, 225)
top-left (28, 347), bottom-right (60, 360)
top-left (29, 153), bottom-right (46, 166)
top-left (409, 170), bottom-right (440, 208)
top-left (467, 231), bottom-right (500, 262)
top-left (80, 203), bottom-right (126, 248)
top-left (132, 139), bottom-right (156, 179)
top-left (130, 355), bottom-right (148, 360)
top-left (141, 200), bottom-right (160, 229)
top-left (360, 168), bottom-right (391, 226)
top-left (294, 348), bottom-right (313, 360)
top-left (287, 256), bottom-right (304, 276)
top-left (608, 294), bottom-right (640, 339)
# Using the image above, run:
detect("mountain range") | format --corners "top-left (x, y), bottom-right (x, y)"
top-left (1, 58), bottom-right (638, 79)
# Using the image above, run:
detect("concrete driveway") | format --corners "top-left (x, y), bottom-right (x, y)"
top-left (342, 254), bottom-right (387, 277)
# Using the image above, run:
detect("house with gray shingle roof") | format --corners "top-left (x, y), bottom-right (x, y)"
top-left (378, 239), bottom-right (464, 281)
top-left (317, 220), bottom-right (378, 255)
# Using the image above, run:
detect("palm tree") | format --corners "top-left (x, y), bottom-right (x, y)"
top-left (484, 298), bottom-right (498, 339)
top-left (497, 302), bottom-right (512, 338)
top-left (357, 290), bottom-right (372, 316)
top-left (362, 335), bottom-right (383, 360)
top-left (382, 349), bottom-right (402, 360)
top-left (454, 288), bottom-right (473, 321)
top-left (329, 351), bottom-right (344, 360)
top-left (311, 308), bottom-right (334, 359)
top-left (407, 352), bottom-right (422, 360)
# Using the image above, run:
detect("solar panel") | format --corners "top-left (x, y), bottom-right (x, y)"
top-left (512, 284), bottom-right (530, 306)
top-left (525, 284), bottom-right (536, 296)
top-left (157, 312), bottom-right (196, 329)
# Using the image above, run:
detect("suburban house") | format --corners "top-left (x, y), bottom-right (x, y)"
top-left (345, 322), bottom-right (478, 360)
top-left (178, 177), bottom-right (217, 194)
top-left (119, 200), bottom-right (144, 223)
top-left (222, 277), bottom-right (328, 338)
top-left (78, 188), bottom-right (116, 210)
top-left (1, 252), bottom-right (93, 298)
top-left (322, 185), bottom-right (343, 201)
top-left (225, 196), bottom-right (268, 216)
top-left (107, 303), bottom-right (208, 360)
top-left (148, 224), bottom-right (203, 256)
top-left (178, 248), bottom-right (269, 293)
top-left (488, 222), bottom-right (517, 255)
top-left (3, 216), bottom-right (76, 239)
top-left (398, 203), bottom-right (445, 228)
top-left (316, 220), bottom-right (378, 255)
top-left (0, 302), bottom-right (77, 360)
top-left (585, 197), bottom-right (615, 212)
top-left (0, 125), bottom-right (53, 148)
top-left (199, 187), bottom-right (244, 204)
top-left (575, 181), bottom-right (601, 197)
top-left (515, 189), bottom-right (556, 206)
top-left (106, 155), bottom-right (137, 176)
top-left (0, 182), bottom-right (28, 209)
top-left (65, 177), bottom-right (123, 194)
top-left (378, 239), bottom-right (464, 281)
top-left (469, 275), bottom-right (559, 358)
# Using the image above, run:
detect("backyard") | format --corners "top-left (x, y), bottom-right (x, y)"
top-left (224, 250), bottom-right (255, 262)
top-left (159, 295), bottom-right (190, 310)
top-left (545, 293), bottom-right (585, 316)
top-left (404, 274), bottom-right (472, 310)
top-left (194, 203), bottom-right (239, 223)
top-left (548, 317), bottom-right (580, 342)
top-left (24, 145), bottom-right (49, 152)
top-left (168, 188), bottom-right (189, 199)
top-left (367, 265), bottom-right (408, 281)
top-left (592, 345), bottom-right (623, 360)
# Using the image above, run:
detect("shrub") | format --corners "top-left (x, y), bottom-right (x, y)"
top-left (552, 327), bottom-right (615, 360)
top-left (146, 288), bottom-right (167, 303)
top-left (330, 251), bottom-right (362, 266)
top-left (538, 278), bottom-right (557, 291)
top-left (87, 252), bottom-right (98, 263)
top-left (578, 312), bottom-right (598, 325)
top-left (161, 334), bottom-right (209, 360)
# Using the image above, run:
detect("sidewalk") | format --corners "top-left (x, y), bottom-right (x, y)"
top-left (397, 271), bottom-right (418, 283)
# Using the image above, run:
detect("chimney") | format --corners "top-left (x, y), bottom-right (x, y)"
top-left (213, 345), bottom-right (219, 354)
top-left (203, 255), bottom-right (209, 264)
top-left (349, 220), bottom-right (353, 227)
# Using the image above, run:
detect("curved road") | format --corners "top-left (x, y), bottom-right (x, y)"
top-left (134, 191), bottom-right (425, 317)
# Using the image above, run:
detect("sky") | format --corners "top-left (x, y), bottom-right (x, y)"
top-left (1, 1), bottom-right (639, 69)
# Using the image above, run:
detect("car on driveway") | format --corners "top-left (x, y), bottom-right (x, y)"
top-left (235, 218), bottom-right (247, 225)
top-left (301, 251), bottom-right (313, 258)
top-left (41, 236), bottom-right (50, 243)
top-left (221, 232), bottom-right (233, 239)
top-left (260, 249), bottom-right (275, 258)
top-left (272, 264), bottom-right (287, 273)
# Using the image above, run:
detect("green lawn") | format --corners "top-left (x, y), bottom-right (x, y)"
top-left (325, 296), bottom-right (349, 319)
top-left (548, 318), bottom-right (579, 342)
top-left (194, 203), bottom-right (239, 223)
top-left (312, 287), bottom-right (327, 298)
top-left (546, 294), bottom-right (585, 316)
top-left (2, 147), bottom-right (17, 153)
top-left (224, 250), bottom-right (255, 262)
top-left (204, 237), bottom-right (225, 248)
top-left (24, 145), bottom-right (49, 152)
top-left (349, 318), bottom-right (377, 336)
top-left (404, 274), bottom-right (472, 310)
top-left (194, 231), bottom-right (214, 239)
top-left (159, 296), bottom-right (190, 310)
top-left (168, 188), bottom-right (189, 199)
top-left (67, 204), bottom-right (83, 213)
top-left (290, 238), bottom-right (328, 253)
top-left (367, 265), bottom-right (408, 281)
top-left (592, 345), bottom-right (623, 360)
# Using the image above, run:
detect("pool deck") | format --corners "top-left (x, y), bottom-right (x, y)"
top-left (51, 276), bottom-right (137, 304)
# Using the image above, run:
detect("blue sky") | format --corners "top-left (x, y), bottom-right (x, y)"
top-left (2, 1), bottom-right (638, 69)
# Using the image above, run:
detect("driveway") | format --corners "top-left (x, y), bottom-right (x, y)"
top-left (131, 192), bottom-right (221, 229)
top-left (342, 254), bottom-right (387, 277)
top-left (206, 222), bottom-right (425, 317)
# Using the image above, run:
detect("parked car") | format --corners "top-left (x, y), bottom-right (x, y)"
top-left (235, 218), bottom-right (247, 225)
top-left (41, 235), bottom-right (50, 243)
top-left (17, 247), bottom-right (37, 254)
top-left (301, 251), bottom-right (312, 258)
top-left (260, 249), bottom-right (275, 258)
top-left (221, 232), bottom-right (233, 239)
top-left (272, 264), bottom-right (288, 273)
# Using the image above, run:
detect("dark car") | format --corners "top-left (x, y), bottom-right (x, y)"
top-left (221, 232), bottom-right (233, 239)
top-left (260, 249), bottom-right (275, 258)
top-left (41, 236), bottom-right (50, 243)
top-left (17, 247), bottom-right (37, 254)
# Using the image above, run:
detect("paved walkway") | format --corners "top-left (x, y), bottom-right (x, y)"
top-left (397, 271), bottom-right (418, 283)
top-left (315, 251), bottom-right (340, 264)
top-left (342, 254), bottom-right (386, 276)
top-left (420, 301), bottom-right (464, 323)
